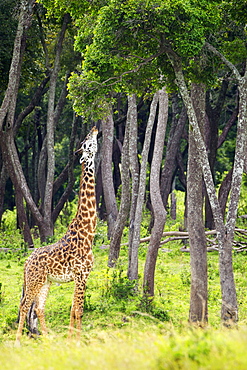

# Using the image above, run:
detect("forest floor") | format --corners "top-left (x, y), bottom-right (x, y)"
top-left (1, 191), bottom-right (247, 368)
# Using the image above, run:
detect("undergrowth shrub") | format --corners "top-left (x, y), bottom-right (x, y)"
top-left (104, 267), bottom-right (136, 300)
top-left (139, 294), bottom-right (170, 321)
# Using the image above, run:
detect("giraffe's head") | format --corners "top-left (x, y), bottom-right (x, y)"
top-left (75, 126), bottom-right (98, 165)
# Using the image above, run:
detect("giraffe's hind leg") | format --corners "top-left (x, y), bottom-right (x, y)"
top-left (15, 288), bottom-right (39, 346)
top-left (15, 277), bottom-right (48, 345)
top-left (35, 281), bottom-right (51, 336)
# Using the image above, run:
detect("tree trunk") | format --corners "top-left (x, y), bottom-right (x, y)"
top-left (160, 97), bottom-right (187, 208)
top-left (168, 48), bottom-right (240, 323)
top-left (220, 71), bottom-right (247, 322)
top-left (0, 6), bottom-right (71, 243)
top-left (205, 44), bottom-right (247, 322)
top-left (128, 91), bottom-right (159, 281)
top-left (15, 185), bottom-right (34, 246)
top-left (188, 83), bottom-right (208, 324)
top-left (101, 113), bottom-right (118, 238)
top-left (127, 95), bottom-right (140, 277)
top-left (0, 164), bottom-right (8, 224)
top-left (43, 13), bottom-right (70, 235)
top-left (0, 0), bottom-right (42, 239)
top-left (0, 0), bottom-right (35, 132)
top-left (218, 168), bottom-right (233, 219)
top-left (52, 114), bottom-right (79, 224)
top-left (108, 108), bottom-right (131, 267)
top-left (204, 79), bottom-right (229, 229)
top-left (143, 88), bottom-right (168, 296)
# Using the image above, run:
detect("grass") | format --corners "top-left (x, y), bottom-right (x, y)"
top-left (2, 326), bottom-right (247, 369)
top-left (1, 190), bottom-right (247, 368)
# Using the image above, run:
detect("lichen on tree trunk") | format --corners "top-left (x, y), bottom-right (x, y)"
top-left (168, 49), bottom-right (242, 323)
top-left (188, 83), bottom-right (208, 324)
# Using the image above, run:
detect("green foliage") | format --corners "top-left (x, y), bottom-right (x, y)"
top-left (1, 208), bottom-right (17, 233)
top-left (66, 0), bottom-right (227, 118)
top-left (0, 0), bottom-right (18, 96)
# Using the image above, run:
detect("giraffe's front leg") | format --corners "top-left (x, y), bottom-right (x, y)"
top-left (68, 274), bottom-right (88, 340)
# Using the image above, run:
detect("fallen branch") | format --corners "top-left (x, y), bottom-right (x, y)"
top-left (2, 228), bottom-right (247, 254)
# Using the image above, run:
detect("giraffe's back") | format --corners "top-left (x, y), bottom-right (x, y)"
top-left (25, 240), bottom-right (93, 285)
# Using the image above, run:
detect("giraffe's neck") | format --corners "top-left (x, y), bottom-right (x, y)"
top-left (77, 161), bottom-right (96, 219)
top-left (65, 161), bottom-right (96, 245)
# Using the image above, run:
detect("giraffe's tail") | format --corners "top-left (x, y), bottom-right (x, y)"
top-left (16, 285), bottom-right (25, 324)
top-left (16, 285), bottom-right (40, 337)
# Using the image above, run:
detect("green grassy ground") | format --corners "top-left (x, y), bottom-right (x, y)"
top-left (1, 239), bottom-right (247, 369)
top-left (1, 191), bottom-right (247, 368)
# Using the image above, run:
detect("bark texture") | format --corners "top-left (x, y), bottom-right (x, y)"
top-left (143, 88), bottom-right (168, 296)
top-left (101, 113), bottom-right (118, 238)
top-left (160, 98), bottom-right (187, 208)
top-left (128, 92), bottom-right (159, 281)
top-left (108, 106), bottom-right (131, 267)
top-left (43, 13), bottom-right (70, 236)
top-left (168, 48), bottom-right (240, 322)
top-left (188, 83), bottom-right (208, 324)
top-left (127, 95), bottom-right (140, 277)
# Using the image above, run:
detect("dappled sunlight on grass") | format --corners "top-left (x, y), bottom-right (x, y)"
top-left (1, 190), bottom-right (247, 367)
top-left (1, 327), bottom-right (247, 369)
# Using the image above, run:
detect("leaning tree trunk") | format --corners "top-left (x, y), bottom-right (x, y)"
top-left (188, 83), bottom-right (208, 324)
top-left (168, 48), bottom-right (240, 323)
top-left (218, 168), bottom-right (233, 219)
top-left (143, 87), bottom-right (168, 296)
top-left (205, 44), bottom-right (247, 322)
top-left (128, 92), bottom-right (159, 281)
top-left (101, 112), bottom-right (118, 239)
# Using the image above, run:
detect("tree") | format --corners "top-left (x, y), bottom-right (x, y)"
top-left (126, 94), bottom-right (140, 275)
top-left (108, 100), bottom-right (131, 267)
top-left (168, 49), bottom-right (242, 322)
top-left (0, 2), bottom-right (80, 243)
top-left (0, 0), bottom-right (18, 97)
top-left (41, 0), bottom-right (247, 323)
top-left (128, 92), bottom-right (159, 281)
top-left (101, 112), bottom-right (118, 239)
top-left (205, 42), bottom-right (247, 322)
top-left (160, 100), bottom-right (187, 209)
top-left (188, 83), bottom-right (208, 324)
top-left (0, 0), bottom-right (36, 243)
top-left (143, 87), bottom-right (168, 296)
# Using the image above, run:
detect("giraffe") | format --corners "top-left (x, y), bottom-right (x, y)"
top-left (15, 126), bottom-right (98, 345)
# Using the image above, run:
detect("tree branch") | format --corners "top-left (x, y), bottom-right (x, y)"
top-left (205, 42), bottom-right (242, 81)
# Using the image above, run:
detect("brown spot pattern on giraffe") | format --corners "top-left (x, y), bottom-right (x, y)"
top-left (16, 126), bottom-right (98, 345)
